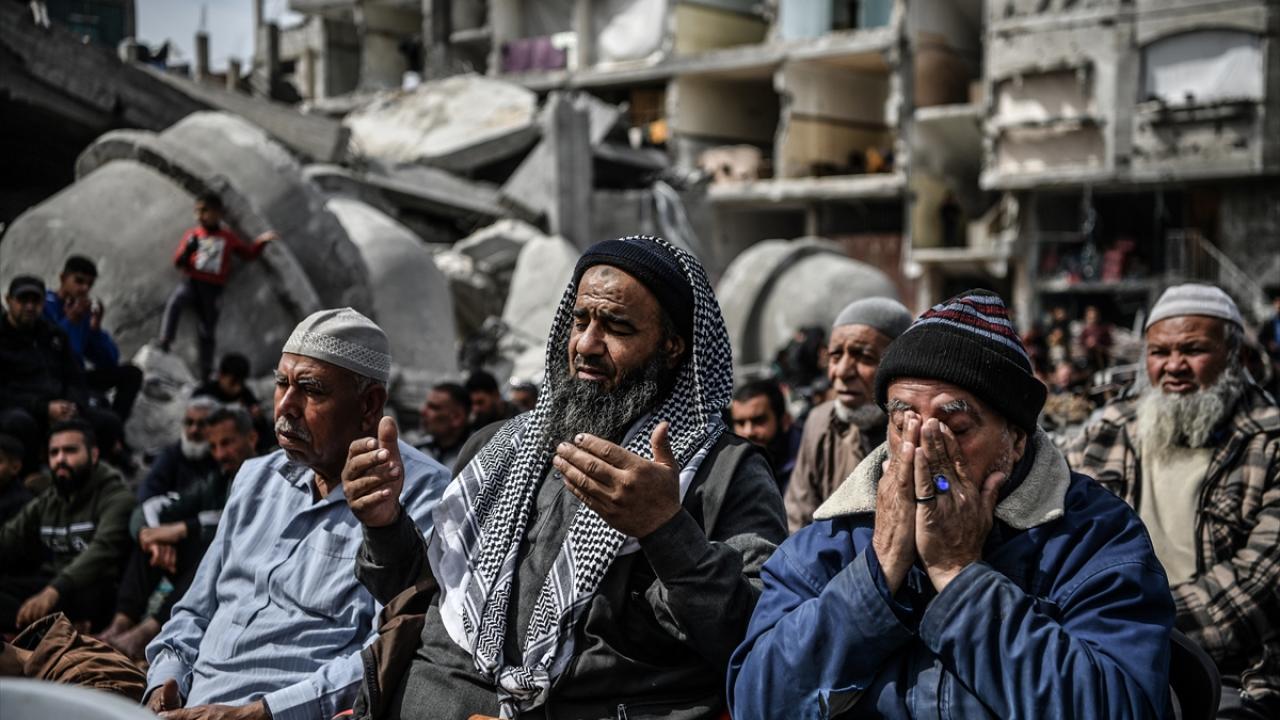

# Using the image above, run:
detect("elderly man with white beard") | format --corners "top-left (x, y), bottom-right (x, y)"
top-left (1069, 283), bottom-right (1280, 720)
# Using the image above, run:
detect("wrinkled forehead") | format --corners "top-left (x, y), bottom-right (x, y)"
top-left (829, 323), bottom-right (891, 350)
top-left (885, 377), bottom-right (991, 418)
top-left (573, 265), bottom-right (662, 322)
top-left (276, 351), bottom-right (347, 381)
top-left (1145, 315), bottom-right (1229, 346)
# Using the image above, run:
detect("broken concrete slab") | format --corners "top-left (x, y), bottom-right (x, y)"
top-left (0, 158), bottom-right (319, 382)
top-left (142, 66), bottom-right (349, 163)
top-left (717, 238), bottom-right (900, 371)
top-left (343, 74), bottom-right (540, 172)
top-left (499, 234), bottom-right (581, 384)
top-left (326, 196), bottom-right (459, 410)
top-left (502, 92), bottom-right (623, 222)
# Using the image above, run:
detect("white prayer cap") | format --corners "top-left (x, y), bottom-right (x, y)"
top-left (282, 307), bottom-right (390, 383)
top-left (1145, 284), bottom-right (1243, 331)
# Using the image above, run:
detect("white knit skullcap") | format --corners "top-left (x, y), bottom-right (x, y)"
top-left (1145, 284), bottom-right (1243, 331)
top-left (282, 307), bottom-right (390, 383)
top-left (833, 296), bottom-right (913, 339)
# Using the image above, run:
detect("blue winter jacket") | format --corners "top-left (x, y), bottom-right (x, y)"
top-left (728, 431), bottom-right (1175, 719)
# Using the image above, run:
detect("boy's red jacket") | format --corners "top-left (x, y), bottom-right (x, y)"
top-left (173, 224), bottom-right (267, 286)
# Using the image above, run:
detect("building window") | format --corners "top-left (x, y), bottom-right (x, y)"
top-left (1141, 30), bottom-right (1263, 107)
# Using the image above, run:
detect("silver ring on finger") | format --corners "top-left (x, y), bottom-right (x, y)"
top-left (915, 494), bottom-right (937, 504)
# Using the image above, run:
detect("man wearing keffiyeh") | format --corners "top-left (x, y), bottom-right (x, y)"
top-left (342, 236), bottom-right (787, 719)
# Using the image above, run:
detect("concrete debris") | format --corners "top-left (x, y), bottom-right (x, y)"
top-left (717, 238), bottom-right (899, 371)
top-left (454, 218), bottom-right (549, 277)
top-left (156, 113), bottom-right (372, 313)
top-left (433, 249), bottom-right (506, 339)
top-left (502, 92), bottom-right (623, 221)
top-left (500, 234), bottom-right (582, 385)
top-left (326, 197), bottom-right (459, 410)
top-left (343, 74), bottom-right (540, 172)
top-left (0, 159), bottom-right (318, 379)
top-left (305, 163), bottom-right (534, 225)
top-left (143, 66), bottom-right (350, 163)
top-left (124, 345), bottom-right (197, 457)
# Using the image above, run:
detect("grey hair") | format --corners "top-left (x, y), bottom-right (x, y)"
top-left (207, 404), bottom-right (254, 434)
top-left (186, 395), bottom-right (221, 414)
top-left (353, 373), bottom-right (386, 395)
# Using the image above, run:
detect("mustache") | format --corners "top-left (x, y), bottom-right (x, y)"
top-left (53, 462), bottom-right (73, 476)
top-left (274, 416), bottom-right (312, 442)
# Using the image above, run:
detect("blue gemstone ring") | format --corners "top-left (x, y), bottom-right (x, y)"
top-left (933, 475), bottom-right (951, 493)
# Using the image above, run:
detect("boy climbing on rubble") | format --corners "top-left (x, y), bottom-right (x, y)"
top-left (157, 192), bottom-right (277, 380)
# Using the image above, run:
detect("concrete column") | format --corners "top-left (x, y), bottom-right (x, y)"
top-left (572, 0), bottom-right (593, 70)
top-left (259, 22), bottom-right (280, 99)
top-left (194, 32), bottom-right (210, 82)
top-left (423, 0), bottom-right (453, 80)
top-left (303, 48), bottom-right (317, 100)
top-left (227, 58), bottom-right (242, 92)
top-left (546, 93), bottom-right (593, 251)
top-left (356, 4), bottom-right (420, 90)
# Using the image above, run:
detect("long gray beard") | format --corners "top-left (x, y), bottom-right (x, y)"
top-left (180, 435), bottom-right (210, 460)
top-left (1136, 364), bottom-right (1245, 451)
top-left (543, 356), bottom-right (672, 446)
top-left (834, 400), bottom-right (886, 430)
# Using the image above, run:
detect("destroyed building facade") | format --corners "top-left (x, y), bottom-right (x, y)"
top-left (3, 0), bottom-right (1278, 391)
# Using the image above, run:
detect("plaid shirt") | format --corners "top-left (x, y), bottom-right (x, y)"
top-left (1066, 385), bottom-right (1280, 705)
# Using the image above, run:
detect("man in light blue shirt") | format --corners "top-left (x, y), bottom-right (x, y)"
top-left (143, 308), bottom-right (451, 720)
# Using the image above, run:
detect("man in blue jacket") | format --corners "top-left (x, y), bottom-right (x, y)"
top-left (44, 255), bottom-right (142, 423)
top-left (729, 289), bottom-right (1175, 719)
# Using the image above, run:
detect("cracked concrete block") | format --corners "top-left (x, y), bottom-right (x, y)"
top-left (325, 196), bottom-right (459, 409)
top-left (499, 234), bottom-right (580, 385)
top-left (454, 218), bottom-right (548, 275)
top-left (433, 249), bottom-right (504, 338)
top-left (343, 74), bottom-right (540, 172)
top-left (0, 158), bottom-right (319, 390)
top-left (716, 238), bottom-right (899, 370)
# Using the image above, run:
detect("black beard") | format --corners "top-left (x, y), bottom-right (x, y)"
top-left (543, 353), bottom-right (675, 446)
top-left (52, 461), bottom-right (92, 496)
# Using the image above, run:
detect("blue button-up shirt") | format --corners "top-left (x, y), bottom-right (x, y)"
top-left (145, 441), bottom-right (450, 720)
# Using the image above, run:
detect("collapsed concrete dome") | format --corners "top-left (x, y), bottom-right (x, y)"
top-left (77, 112), bottom-right (373, 314)
top-left (0, 158), bottom-right (320, 378)
top-left (325, 196), bottom-right (459, 410)
top-left (717, 238), bottom-right (900, 372)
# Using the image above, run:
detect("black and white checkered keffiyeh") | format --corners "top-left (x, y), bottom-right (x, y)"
top-left (427, 236), bottom-right (733, 717)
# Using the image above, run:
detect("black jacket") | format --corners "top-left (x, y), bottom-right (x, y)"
top-left (353, 423), bottom-right (787, 720)
top-left (0, 313), bottom-right (88, 421)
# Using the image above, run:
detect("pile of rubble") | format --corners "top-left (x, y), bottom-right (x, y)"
top-left (0, 74), bottom-right (677, 448)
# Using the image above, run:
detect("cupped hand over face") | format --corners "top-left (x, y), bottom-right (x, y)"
top-left (872, 412), bottom-right (920, 594)
top-left (913, 418), bottom-right (1005, 592)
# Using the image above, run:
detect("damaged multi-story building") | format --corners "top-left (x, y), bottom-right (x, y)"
top-left (3, 0), bottom-right (1277, 400)
top-left (293, 0), bottom-right (1271, 330)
